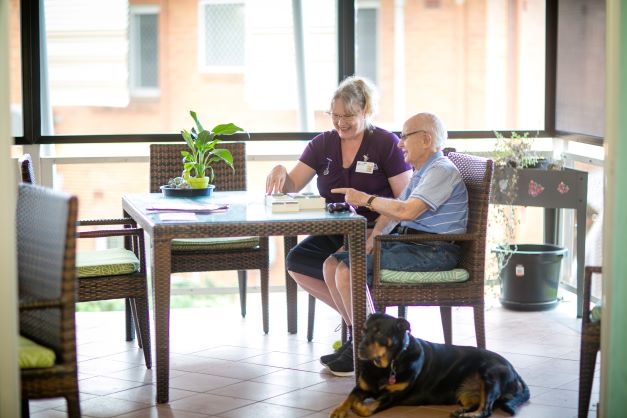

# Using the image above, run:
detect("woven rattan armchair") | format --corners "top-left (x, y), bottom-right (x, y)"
top-left (18, 184), bottom-right (81, 417)
top-left (369, 152), bottom-right (493, 348)
top-left (18, 154), bottom-right (152, 368)
top-left (149, 143), bottom-right (271, 333)
top-left (578, 265), bottom-right (602, 418)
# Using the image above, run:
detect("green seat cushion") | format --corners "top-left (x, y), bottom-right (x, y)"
top-left (77, 248), bottom-right (140, 278)
top-left (18, 336), bottom-right (56, 369)
top-left (172, 236), bottom-right (260, 251)
top-left (591, 304), bottom-right (602, 323)
top-left (380, 268), bottom-right (469, 284)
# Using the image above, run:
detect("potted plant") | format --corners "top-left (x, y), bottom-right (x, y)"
top-left (179, 110), bottom-right (245, 189)
top-left (489, 131), bottom-right (568, 311)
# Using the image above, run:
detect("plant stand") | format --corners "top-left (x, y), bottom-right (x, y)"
top-left (491, 167), bottom-right (588, 317)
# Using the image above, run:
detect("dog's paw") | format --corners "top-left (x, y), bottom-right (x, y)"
top-left (330, 407), bottom-right (348, 418)
top-left (450, 409), bottom-right (489, 418)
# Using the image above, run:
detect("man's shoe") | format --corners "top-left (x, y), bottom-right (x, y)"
top-left (326, 344), bottom-right (354, 377)
top-left (320, 339), bottom-right (352, 366)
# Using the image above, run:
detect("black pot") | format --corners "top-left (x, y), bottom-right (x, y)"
top-left (492, 244), bottom-right (568, 311)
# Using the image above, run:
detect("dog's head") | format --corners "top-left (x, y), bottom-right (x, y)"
top-left (358, 313), bottom-right (411, 368)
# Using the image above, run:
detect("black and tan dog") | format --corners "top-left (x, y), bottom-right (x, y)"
top-left (330, 313), bottom-right (529, 418)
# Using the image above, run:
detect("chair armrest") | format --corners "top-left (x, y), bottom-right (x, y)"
top-left (77, 227), bottom-right (143, 239)
top-left (77, 217), bottom-right (136, 227)
top-left (19, 298), bottom-right (62, 311)
top-left (373, 233), bottom-right (476, 244)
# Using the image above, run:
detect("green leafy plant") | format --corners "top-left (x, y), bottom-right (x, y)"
top-left (488, 131), bottom-right (539, 296)
top-left (180, 110), bottom-right (245, 183)
top-left (493, 131), bottom-right (540, 169)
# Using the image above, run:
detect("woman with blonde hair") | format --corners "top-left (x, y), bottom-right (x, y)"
top-left (266, 76), bottom-right (412, 376)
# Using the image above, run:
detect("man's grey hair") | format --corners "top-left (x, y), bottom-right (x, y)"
top-left (420, 112), bottom-right (447, 150)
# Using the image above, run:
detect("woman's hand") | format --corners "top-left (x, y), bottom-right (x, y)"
top-left (266, 165), bottom-right (288, 194)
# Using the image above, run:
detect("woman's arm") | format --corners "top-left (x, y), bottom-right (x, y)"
top-left (387, 169), bottom-right (412, 198)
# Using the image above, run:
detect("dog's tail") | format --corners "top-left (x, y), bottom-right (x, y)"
top-left (501, 374), bottom-right (530, 415)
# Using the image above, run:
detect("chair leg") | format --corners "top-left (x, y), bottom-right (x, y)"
top-left (341, 321), bottom-right (348, 344)
top-left (398, 305), bottom-right (407, 318)
top-left (128, 299), bottom-right (143, 349)
top-left (66, 392), bottom-right (81, 418)
top-left (260, 268), bottom-right (270, 334)
top-left (307, 295), bottom-right (316, 342)
top-left (132, 296), bottom-right (153, 369)
top-left (21, 399), bottom-right (29, 418)
top-left (237, 270), bottom-right (247, 318)
top-left (473, 305), bottom-right (486, 348)
top-left (578, 340), bottom-right (600, 418)
top-left (125, 298), bottom-right (135, 341)
top-left (440, 306), bottom-right (452, 345)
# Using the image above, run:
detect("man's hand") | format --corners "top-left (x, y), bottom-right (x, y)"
top-left (331, 187), bottom-right (370, 207)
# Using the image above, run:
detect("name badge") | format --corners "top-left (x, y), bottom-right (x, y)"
top-left (356, 161), bottom-right (375, 174)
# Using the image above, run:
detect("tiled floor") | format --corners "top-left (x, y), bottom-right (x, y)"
top-left (29, 289), bottom-right (599, 418)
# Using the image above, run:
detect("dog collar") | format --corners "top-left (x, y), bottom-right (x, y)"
top-left (388, 331), bottom-right (410, 385)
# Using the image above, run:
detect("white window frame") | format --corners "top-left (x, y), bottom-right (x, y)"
top-left (129, 4), bottom-right (160, 98)
top-left (197, 0), bottom-right (245, 74)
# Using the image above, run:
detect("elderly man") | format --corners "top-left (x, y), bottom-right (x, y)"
top-left (321, 112), bottom-right (469, 376)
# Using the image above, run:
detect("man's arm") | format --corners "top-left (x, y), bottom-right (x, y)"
top-left (331, 187), bottom-right (429, 221)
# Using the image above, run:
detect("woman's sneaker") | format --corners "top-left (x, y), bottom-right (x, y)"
top-left (326, 344), bottom-right (354, 377)
top-left (320, 339), bottom-right (352, 366)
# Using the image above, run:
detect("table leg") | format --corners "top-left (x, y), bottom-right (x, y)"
top-left (284, 236), bottom-right (298, 334)
top-left (152, 236), bottom-right (171, 403)
top-left (348, 226), bottom-right (367, 382)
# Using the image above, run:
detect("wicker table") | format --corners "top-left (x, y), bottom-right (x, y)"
top-left (122, 191), bottom-right (367, 404)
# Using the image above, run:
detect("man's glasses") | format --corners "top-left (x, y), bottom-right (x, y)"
top-left (326, 111), bottom-right (357, 122)
top-left (399, 130), bottom-right (427, 141)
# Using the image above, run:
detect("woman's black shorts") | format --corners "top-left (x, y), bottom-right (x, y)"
top-left (285, 234), bottom-right (344, 280)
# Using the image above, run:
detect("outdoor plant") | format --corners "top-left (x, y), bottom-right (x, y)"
top-left (488, 131), bottom-right (541, 292)
top-left (173, 110), bottom-right (245, 188)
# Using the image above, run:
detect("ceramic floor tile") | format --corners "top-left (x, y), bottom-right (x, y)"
top-left (29, 290), bottom-right (601, 418)
top-left (217, 401), bottom-right (314, 418)
top-left (531, 387), bottom-right (582, 408)
top-left (193, 345), bottom-right (267, 361)
top-left (264, 387), bottom-right (346, 411)
top-left (169, 372), bottom-right (241, 392)
top-left (251, 369), bottom-right (332, 389)
top-left (78, 357), bottom-right (136, 375)
top-left (168, 392), bottom-right (253, 415)
top-left (107, 385), bottom-right (197, 405)
top-left (31, 410), bottom-right (82, 418)
top-left (208, 380), bottom-right (296, 401)
top-left (56, 396), bottom-right (147, 418)
top-left (242, 351), bottom-right (316, 368)
top-left (78, 376), bottom-right (147, 396)
top-left (115, 405), bottom-right (213, 418)
top-left (305, 377), bottom-right (356, 395)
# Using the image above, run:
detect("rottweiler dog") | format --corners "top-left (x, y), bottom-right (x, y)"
top-left (330, 313), bottom-right (529, 418)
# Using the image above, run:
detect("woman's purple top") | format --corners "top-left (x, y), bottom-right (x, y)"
top-left (299, 127), bottom-right (411, 223)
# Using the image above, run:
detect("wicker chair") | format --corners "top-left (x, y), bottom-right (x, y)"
top-left (150, 143), bottom-right (271, 333)
top-left (18, 154), bottom-right (152, 368)
top-left (18, 183), bottom-right (81, 417)
top-left (578, 265), bottom-right (602, 418)
top-left (369, 152), bottom-right (493, 348)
